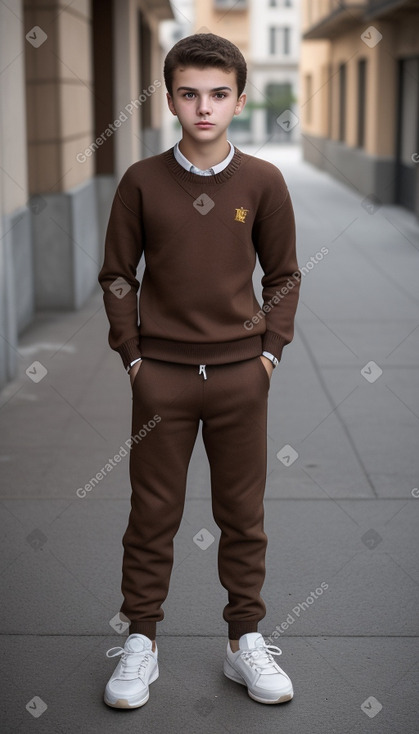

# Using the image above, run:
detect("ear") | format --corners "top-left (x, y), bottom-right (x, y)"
top-left (234, 93), bottom-right (247, 116)
top-left (166, 92), bottom-right (177, 116)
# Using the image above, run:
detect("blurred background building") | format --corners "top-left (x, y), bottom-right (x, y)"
top-left (249, 0), bottom-right (300, 145)
top-left (161, 0), bottom-right (300, 147)
top-left (0, 0), bottom-right (418, 391)
top-left (300, 0), bottom-right (419, 215)
top-left (0, 0), bottom-right (173, 390)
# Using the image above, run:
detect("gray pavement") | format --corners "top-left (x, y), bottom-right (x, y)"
top-left (1, 144), bottom-right (418, 733)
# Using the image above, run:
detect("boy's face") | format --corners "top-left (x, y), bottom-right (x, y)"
top-left (166, 66), bottom-right (246, 145)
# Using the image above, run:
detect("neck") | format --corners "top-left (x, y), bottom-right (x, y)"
top-left (178, 135), bottom-right (231, 171)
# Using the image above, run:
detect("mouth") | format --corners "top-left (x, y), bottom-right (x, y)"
top-left (195, 122), bottom-right (214, 128)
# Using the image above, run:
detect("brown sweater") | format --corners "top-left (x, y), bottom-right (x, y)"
top-left (98, 146), bottom-right (300, 369)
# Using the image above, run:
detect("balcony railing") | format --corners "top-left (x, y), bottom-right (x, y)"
top-left (367, 0), bottom-right (402, 9)
top-left (303, 1), bottom-right (368, 39)
top-left (213, 0), bottom-right (248, 11)
top-left (365, 0), bottom-right (415, 16)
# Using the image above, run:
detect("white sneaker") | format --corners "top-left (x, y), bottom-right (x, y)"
top-left (223, 632), bottom-right (293, 704)
top-left (104, 634), bottom-right (158, 708)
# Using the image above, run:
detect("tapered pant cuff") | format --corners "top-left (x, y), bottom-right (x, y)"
top-left (128, 621), bottom-right (156, 640)
top-left (228, 620), bottom-right (259, 640)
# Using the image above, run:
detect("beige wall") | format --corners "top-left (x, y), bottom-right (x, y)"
top-left (113, 0), bottom-right (141, 179)
top-left (1, 0), bottom-right (28, 214)
top-left (25, 0), bottom-right (172, 190)
top-left (141, 8), bottom-right (168, 132)
top-left (113, 0), bottom-right (171, 177)
top-left (25, 0), bottom-right (93, 194)
top-left (194, 0), bottom-right (249, 61)
top-left (300, 40), bottom-right (330, 138)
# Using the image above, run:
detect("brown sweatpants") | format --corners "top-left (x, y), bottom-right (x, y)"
top-left (120, 355), bottom-right (270, 641)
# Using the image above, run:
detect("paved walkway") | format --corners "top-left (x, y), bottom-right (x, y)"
top-left (1, 144), bottom-right (418, 733)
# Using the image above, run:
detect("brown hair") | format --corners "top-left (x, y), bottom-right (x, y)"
top-left (164, 33), bottom-right (247, 98)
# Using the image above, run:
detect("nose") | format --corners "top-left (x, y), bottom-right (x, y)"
top-left (197, 95), bottom-right (212, 116)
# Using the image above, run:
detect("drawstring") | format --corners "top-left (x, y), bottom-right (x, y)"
top-left (198, 364), bottom-right (207, 380)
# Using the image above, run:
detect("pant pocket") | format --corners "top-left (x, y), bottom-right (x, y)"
top-left (254, 355), bottom-right (271, 390)
top-left (131, 360), bottom-right (145, 391)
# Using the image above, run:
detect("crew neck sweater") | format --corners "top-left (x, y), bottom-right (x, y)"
top-left (98, 145), bottom-right (301, 369)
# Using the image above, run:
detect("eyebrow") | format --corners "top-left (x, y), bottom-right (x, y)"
top-left (176, 86), bottom-right (232, 92)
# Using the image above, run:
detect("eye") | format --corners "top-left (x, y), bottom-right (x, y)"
top-left (214, 92), bottom-right (227, 99)
top-left (183, 92), bottom-right (195, 99)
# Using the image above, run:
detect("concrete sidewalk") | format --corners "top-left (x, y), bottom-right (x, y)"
top-left (1, 144), bottom-right (418, 733)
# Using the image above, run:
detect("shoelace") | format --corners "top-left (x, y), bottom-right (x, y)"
top-left (106, 646), bottom-right (152, 681)
top-left (239, 643), bottom-right (283, 674)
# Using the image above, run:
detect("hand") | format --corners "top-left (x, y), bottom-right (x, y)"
top-left (260, 355), bottom-right (274, 380)
top-left (129, 360), bottom-right (142, 386)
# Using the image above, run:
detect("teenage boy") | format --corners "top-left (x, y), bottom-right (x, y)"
top-left (99, 32), bottom-right (300, 709)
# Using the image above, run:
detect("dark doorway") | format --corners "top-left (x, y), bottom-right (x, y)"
top-left (396, 57), bottom-right (419, 212)
top-left (266, 82), bottom-right (294, 139)
top-left (357, 59), bottom-right (367, 148)
top-left (92, 0), bottom-right (115, 174)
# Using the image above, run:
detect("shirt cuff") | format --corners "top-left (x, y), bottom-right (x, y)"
top-left (126, 357), bottom-right (142, 373)
top-left (262, 351), bottom-right (279, 367)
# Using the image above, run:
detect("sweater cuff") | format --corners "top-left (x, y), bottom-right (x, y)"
top-left (116, 336), bottom-right (142, 370)
top-left (262, 330), bottom-right (287, 362)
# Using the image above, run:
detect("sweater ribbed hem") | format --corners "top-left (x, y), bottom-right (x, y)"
top-left (116, 336), bottom-right (142, 370)
top-left (139, 335), bottom-right (263, 365)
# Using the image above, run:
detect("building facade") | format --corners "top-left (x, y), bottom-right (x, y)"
top-left (192, 0), bottom-right (251, 144)
top-left (0, 0), bottom-right (173, 390)
top-left (300, 0), bottom-right (419, 216)
top-left (249, 0), bottom-right (301, 145)
top-left (190, 0), bottom-right (300, 145)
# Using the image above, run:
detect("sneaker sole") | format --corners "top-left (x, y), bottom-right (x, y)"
top-left (104, 693), bottom-right (149, 709)
top-left (223, 659), bottom-right (293, 705)
top-left (104, 668), bottom-right (159, 709)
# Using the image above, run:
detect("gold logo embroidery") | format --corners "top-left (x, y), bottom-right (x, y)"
top-left (234, 206), bottom-right (249, 223)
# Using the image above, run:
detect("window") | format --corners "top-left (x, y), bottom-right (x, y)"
top-left (357, 59), bottom-right (367, 147)
top-left (399, 57), bottom-right (419, 167)
top-left (305, 74), bottom-right (312, 125)
top-left (396, 57), bottom-right (419, 210)
top-left (269, 26), bottom-right (291, 55)
top-left (266, 82), bottom-right (293, 135)
top-left (339, 63), bottom-right (346, 142)
top-left (327, 62), bottom-right (333, 139)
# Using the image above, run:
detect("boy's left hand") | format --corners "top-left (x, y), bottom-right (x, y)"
top-left (260, 355), bottom-right (274, 380)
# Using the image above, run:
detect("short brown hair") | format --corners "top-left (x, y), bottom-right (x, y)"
top-left (164, 33), bottom-right (247, 98)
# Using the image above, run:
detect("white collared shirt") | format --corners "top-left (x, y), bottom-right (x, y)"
top-left (174, 140), bottom-right (235, 176)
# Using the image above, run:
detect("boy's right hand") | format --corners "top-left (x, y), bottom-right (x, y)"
top-left (129, 360), bottom-right (142, 387)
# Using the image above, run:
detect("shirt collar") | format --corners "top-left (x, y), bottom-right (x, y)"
top-left (174, 140), bottom-right (235, 176)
